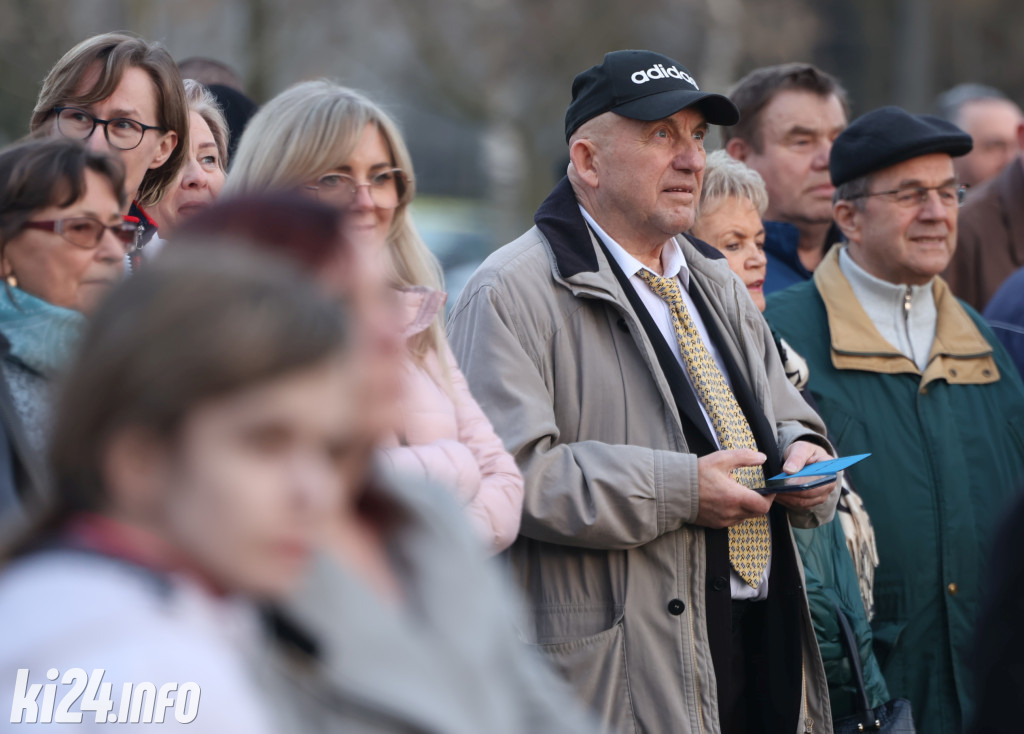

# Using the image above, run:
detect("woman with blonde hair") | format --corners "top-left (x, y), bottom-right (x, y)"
top-left (226, 80), bottom-right (523, 555)
top-left (150, 80), bottom-right (229, 247)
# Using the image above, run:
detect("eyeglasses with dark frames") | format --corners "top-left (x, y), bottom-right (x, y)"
top-left (848, 183), bottom-right (968, 208)
top-left (303, 168), bottom-right (410, 209)
top-left (22, 216), bottom-right (138, 252)
top-left (53, 106), bottom-right (166, 151)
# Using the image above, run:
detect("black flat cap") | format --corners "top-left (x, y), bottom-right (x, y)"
top-left (207, 84), bottom-right (259, 160)
top-left (830, 105), bottom-right (973, 186)
top-left (564, 50), bottom-right (739, 143)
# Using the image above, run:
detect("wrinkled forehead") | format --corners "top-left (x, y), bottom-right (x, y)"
top-left (610, 104), bottom-right (709, 133)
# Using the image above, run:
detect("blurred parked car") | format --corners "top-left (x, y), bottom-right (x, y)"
top-left (410, 196), bottom-right (495, 307)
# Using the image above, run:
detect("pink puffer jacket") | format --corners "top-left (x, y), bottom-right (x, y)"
top-left (379, 287), bottom-right (524, 554)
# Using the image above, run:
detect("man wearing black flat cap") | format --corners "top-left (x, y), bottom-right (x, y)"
top-left (450, 50), bottom-right (838, 734)
top-left (767, 105), bottom-right (1024, 734)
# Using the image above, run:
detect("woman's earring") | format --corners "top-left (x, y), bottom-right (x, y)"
top-left (5, 274), bottom-right (17, 288)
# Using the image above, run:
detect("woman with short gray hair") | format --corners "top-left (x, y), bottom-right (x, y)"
top-left (691, 149), bottom-right (770, 310)
top-left (690, 149), bottom-right (891, 725)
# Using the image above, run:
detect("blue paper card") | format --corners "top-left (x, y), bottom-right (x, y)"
top-left (768, 453), bottom-right (871, 480)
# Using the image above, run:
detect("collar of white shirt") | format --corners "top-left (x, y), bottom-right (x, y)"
top-left (579, 205), bottom-right (690, 290)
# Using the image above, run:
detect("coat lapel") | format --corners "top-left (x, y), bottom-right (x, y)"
top-left (596, 236), bottom-right (721, 454)
top-left (534, 179), bottom-right (721, 453)
top-left (534, 177), bottom-right (600, 279)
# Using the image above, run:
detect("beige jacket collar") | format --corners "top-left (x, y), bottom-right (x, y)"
top-left (813, 246), bottom-right (1000, 389)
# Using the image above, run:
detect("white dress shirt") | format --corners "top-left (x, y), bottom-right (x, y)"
top-left (581, 206), bottom-right (770, 599)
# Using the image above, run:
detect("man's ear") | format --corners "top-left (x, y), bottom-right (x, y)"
top-left (569, 138), bottom-right (600, 189)
top-left (148, 130), bottom-right (178, 170)
top-left (833, 200), bottom-right (862, 246)
top-left (725, 137), bottom-right (751, 162)
top-left (102, 426), bottom-right (172, 525)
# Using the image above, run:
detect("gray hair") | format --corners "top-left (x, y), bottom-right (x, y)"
top-left (833, 173), bottom-right (872, 211)
top-left (184, 79), bottom-right (229, 171)
top-left (699, 150), bottom-right (769, 217)
top-left (935, 83), bottom-right (1012, 124)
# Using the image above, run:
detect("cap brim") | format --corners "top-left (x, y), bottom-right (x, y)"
top-left (613, 90), bottom-right (740, 127)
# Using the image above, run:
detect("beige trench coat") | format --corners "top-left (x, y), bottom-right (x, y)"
top-left (448, 182), bottom-right (837, 734)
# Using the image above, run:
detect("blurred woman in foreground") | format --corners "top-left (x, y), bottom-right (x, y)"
top-left (225, 80), bottom-right (524, 555)
top-left (177, 195), bottom-right (596, 734)
top-left (150, 80), bottom-right (229, 250)
top-left (690, 150), bottom-right (888, 722)
top-left (0, 245), bottom-right (353, 731)
top-left (0, 138), bottom-right (133, 521)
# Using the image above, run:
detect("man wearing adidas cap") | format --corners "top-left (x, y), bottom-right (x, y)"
top-left (449, 50), bottom-right (836, 734)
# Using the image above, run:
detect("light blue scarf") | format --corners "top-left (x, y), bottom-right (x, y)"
top-left (0, 287), bottom-right (86, 377)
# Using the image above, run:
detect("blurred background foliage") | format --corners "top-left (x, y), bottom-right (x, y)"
top-left (2, 0), bottom-right (1023, 284)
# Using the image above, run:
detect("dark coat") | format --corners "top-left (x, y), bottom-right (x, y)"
top-left (945, 157), bottom-right (1024, 311)
top-left (767, 247), bottom-right (1024, 734)
top-left (983, 266), bottom-right (1024, 381)
top-left (792, 520), bottom-right (889, 718)
top-left (763, 221), bottom-right (842, 296)
top-left (970, 492), bottom-right (1024, 734)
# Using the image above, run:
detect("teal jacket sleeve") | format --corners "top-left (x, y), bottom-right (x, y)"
top-left (793, 518), bottom-right (890, 719)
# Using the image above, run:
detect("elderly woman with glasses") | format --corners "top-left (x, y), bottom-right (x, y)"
top-left (0, 137), bottom-right (133, 522)
top-left (226, 80), bottom-right (524, 557)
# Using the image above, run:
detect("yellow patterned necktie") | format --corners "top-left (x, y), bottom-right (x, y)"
top-left (638, 268), bottom-right (770, 587)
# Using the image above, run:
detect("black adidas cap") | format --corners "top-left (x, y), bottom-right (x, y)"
top-left (564, 50), bottom-right (740, 143)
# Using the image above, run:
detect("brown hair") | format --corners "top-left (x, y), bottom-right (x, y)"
top-left (723, 63), bottom-right (849, 152)
top-left (8, 245), bottom-right (350, 556)
top-left (30, 31), bottom-right (189, 207)
top-left (0, 137), bottom-right (127, 253)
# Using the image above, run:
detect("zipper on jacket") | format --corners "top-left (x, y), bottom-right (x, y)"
top-left (902, 286), bottom-right (918, 367)
top-left (801, 655), bottom-right (814, 733)
top-left (125, 222), bottom-right (145, 275)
